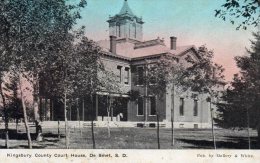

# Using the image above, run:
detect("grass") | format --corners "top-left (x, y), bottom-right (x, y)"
top-left (0, 123), bottom-right (258, 149)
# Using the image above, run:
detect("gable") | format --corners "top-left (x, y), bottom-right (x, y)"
top-left (178, 48), bottom-right (200, 67)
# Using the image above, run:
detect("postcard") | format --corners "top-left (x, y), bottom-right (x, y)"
top-left (0, 0), bottom-right (259, 162)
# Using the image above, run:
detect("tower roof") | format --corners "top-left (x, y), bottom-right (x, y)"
top-left (119, 0), bottom-right (134, 15)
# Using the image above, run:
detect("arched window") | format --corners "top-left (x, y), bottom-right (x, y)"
top-left (134, 23), bottom-right (137, 38)
top-left (116, 23), bottom-right (121, 37)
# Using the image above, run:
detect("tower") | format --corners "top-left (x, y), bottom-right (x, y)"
top-left (107, 0), bottom-right (144, 42)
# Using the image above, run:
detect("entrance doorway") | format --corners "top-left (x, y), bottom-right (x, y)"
top-left (97, 95), bottom-right (128, 121)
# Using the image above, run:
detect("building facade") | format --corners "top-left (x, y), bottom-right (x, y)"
top-left (40, 0), bottom-right (212, 128)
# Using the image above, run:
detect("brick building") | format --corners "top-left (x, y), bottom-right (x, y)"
top-left (40, 0), bottom-right (212, 128)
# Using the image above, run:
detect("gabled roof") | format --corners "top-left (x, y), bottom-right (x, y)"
top-left (97, 39), bottom-right (198, 61)
top-left (119, 0), bottom-right (134, 16)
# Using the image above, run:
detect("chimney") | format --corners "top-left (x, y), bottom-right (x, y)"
top-left (170, 36), bottom-right (177, 50)
top-left (110, 35), bottom-right (117, 54)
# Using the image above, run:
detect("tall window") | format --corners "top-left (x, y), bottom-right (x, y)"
top-left (179, 98), bottom-right (184, 116)
top-left (193, 100), bottom-right (198, 116)
top-left (117, 66), bottom-right (122, 83)
top-left (137, 67), bottom-right (144, 85)
top-left (149, 66), bottom-right (156, 84)
top-left (134, 23), bottom-right (137, 38)
top-left (116, 23), bottom-right (121, 37)
top-left (124, 67), bottom-right (130, 85)
top-left (150, 96), bottom-right (156, 115)
top-left (137, 97), bottom-right (144, 116)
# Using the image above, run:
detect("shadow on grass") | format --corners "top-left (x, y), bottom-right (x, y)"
top-left (43, 132), bottom-right (65, 138)
top-left (0, 129), bottom-right (37, 140)
top-left (178, 136), bottom-right (260, 149)
top-left (0, 129), bottom-right (63, 149)
top-left (0, 129), bottom-right (64, 139)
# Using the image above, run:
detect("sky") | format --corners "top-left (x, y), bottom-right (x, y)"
top-left (73, 0), bottom-right (257, 82)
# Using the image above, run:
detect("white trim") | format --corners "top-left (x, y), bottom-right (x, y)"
top-left (96, 92), bottom-right (129, 97)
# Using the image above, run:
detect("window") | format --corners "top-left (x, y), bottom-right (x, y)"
top-left (116, 23), bottom-right (121, 37)
top-left (193, 100), bottom-right (198, 116)
top-left (150, 97), bottom-right (156, 115)
top-left (137, 97), bottom-right (144, 116)
top-left (117, 66), bottom-right (122, 83)
top-left (149, 66), bottom-right (156, 85)
top-left (124, 67), bottom-right (130, 85)
top-left (134, 23), bottom-right (137, 38)
top-left (179, 98), bottom-right (184, 116)
top-left (137, 67), bottom-right (144, 85)
top-left (194, 124), bottom-right (198, 129)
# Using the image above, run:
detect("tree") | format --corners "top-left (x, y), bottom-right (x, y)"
top-left (142, 46), bottom-right (225, 149)
top-left (42, 35), bottom-right (119, 148)
top-left (72, 36), bottom-right (120, 146)
top-left (180, 45), bottom-right (225, 149)
top-left (215, 31), bottom-right (260, 148)
top-left (215, 0), bottom-right (260, 30)
top-left (144, 55), bottom-right (185, 148)
top-left (1, 0), bottom-right (87, 148)
top-left (5, 73), bottom-right (23, 133)
top-left (0, 76), bottom-right (9, 149)
top-left (0, 8), bottom-right (12, 148)
top-left (0, 0), bottom-right (87, 142)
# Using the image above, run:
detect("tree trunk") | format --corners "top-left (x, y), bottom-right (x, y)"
top-left (256, 122), bottom-right (260, 148)
top-left (210, 102), bottom-right (216, 149)
top-left (157, 113), bottom-right (160, 149)
top-left (82, 98), bottom-right (85, 121)
top-left (58, 120), bottom-right (60, 140)
top-left (246, 107), bottom-right (251, 149)
top-left (171, 86), bottom-right (175, 146)
top-left (0, 81), bottom-right (9, 149)
top-left (64, 91), bottom-right (69, 149)
top-left (16, 118), bottom-right (18, 133)
top-left (76, 98), bottom-right (82, 136)
top-left (19, 74), bottom-right (32, 149)
top-left (33, 74), bottom-right (42, 141)
top-left (107, 95), bottom-right (111, 138)
top-left (91, 94), bottom-right (96, 149)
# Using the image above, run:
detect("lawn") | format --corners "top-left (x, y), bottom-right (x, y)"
top-left (0, 123), bottom-right (258, 149)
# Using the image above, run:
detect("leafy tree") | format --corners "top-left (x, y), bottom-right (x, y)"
top-left (0, 7), bottom-right (12, 148)
top-left (145, 45), bottom-right (225, 148)
top-left (71, 36), bottom-right (120, 146)
top-left (0, 76), bottom-right (10, 149)
top-left (144, 55), bottom-right (185, 148)
top-left (180, 45), bottom-right (225, 149)
top-left (215, 31), bottom-right (260, 148)
top-left (0, 0), bottom-right (87, 142)
top-left (5, 73), bottom-right (23, 133)
top-left (1, 0), bottom-right (87, 148)
top-left (42, 35), bottom-right (119, 148)
top-left (215, 0), bottom-right (260, 30)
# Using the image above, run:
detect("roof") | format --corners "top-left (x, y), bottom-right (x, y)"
top-left (97, 39), bottom-right (197, 60)
top-left (170, 45), bottom-right (196, 56)
top-left (119, 0), bottom-right (134, 16)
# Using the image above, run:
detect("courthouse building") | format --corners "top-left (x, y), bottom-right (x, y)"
top-left (40, 0), bottom-right (212, 128)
